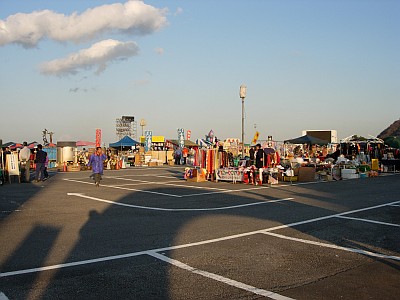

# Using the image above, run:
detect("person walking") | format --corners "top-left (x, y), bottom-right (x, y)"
top-left (34, 144), bottom-right (47, 182)
top-left (19, 142), bottom-right (31, 183)
top-left (88, 147), bottom-right (107, 187)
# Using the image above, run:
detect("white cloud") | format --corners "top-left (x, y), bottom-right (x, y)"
top-left (155, 47), bottom-right (164, 55)
top-left (0, 0), bottom-right (168, 48)
top-left (40, 39), bottom-right (139, 76)
top-left (174, 7), bottom-right (183, 16)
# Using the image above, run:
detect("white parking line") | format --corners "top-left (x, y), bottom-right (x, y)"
top-left (63, 179), bottom-right (182, 198)
top-left (3, 200), bottom-right (399, 279)
top-left (64, 177), bottom-right (273, 197)
top-left (0, 292), bottom-right (9, 300)
top-left (108, 177), bottom-right (230, 191)
top-left (336, 215), bottom-right (400, 227)
top-left (67, 193), bottom-right (293, 212)
top-left (148, 252), bottom-right (294, 300)
top-left (389, 204), bottom-right (400, 207)
top-left (261, 231), bottom-right (400, 261)
top-left (182, 185), bottom-right (270, 197)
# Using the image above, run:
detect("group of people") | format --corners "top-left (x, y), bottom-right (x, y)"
top-left (0, 142), bottom-right (49, 183)
top-left (173, 147), bottom-right (193, 165)
top-left (249, 144), bottom-right (265, 168)
top-left (1, 143), bottom-right (107, 187)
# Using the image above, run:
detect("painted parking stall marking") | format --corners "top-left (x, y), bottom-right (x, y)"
top-left (148, 251), bottom-right (294, 300)
top-left (261, 231), bottom-right (400, 261)
top-left (67, 193), bottom-right (294, 212)
top-left (335, 215), bottom-right (400, 227)
top-left (3, 199), bottom-right (399, 279)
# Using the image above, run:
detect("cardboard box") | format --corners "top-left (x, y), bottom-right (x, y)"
top-left (298, 167), bottom-right (316, 182)
top-left (186, 169), bottom-right (207, 182)
top-left (148, 161), bottom-right (158, 167)
top-left (283, 176), bottom-right (298, 182)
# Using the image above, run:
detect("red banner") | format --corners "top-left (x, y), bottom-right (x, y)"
top-left (95, 129), bottom-right (101, 147)
top-left (187, 130), bottom-right (191, 140)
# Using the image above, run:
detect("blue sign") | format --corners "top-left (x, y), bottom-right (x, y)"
top-left (145, 130), bottom-right (152, 152)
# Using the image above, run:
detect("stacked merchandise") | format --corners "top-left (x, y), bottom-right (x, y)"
top-left (134, 147), bottom-right (145, 166)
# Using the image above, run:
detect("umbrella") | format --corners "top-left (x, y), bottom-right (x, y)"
top-left (10, 143), bottom-right (23, 149)
top-left (284, 135), bottom-right (329, 145)
top-left (28, 142), bottom-right (38, 149)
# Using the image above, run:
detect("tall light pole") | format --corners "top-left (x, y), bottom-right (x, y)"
top-left (240, 84), bottom-right (246, 156)
top-left (140, 119), bottom-right (146, 138)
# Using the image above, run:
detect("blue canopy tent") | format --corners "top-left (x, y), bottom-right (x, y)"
top-left (109, 136), bottom-right (139, 149)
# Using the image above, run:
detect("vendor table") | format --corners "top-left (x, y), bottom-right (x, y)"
top-left (381, 159), bottom-right (400, 172)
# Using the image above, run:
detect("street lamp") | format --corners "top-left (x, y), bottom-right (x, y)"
top-left (140, 119), bottom-right (147, 138)
top-left (240, 84), bottom-right (246, 156)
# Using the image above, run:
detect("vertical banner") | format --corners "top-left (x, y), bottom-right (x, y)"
top-left (145, 130), bottom-right (152, 152)
top-left (252, 131), bottom-right (260, 145)
top-left (177, 128), bottom-right (185, 149)
top-left (95, 129), bottom-right (102, 147)
top-left (186, 130), bottom-right (191, 140)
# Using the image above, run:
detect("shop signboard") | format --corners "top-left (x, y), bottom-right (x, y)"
top-left (215, 168), bottom-right (244, 182)
top-left (95, 129), bottom-right (101, 147)
top-left (177, 128), bottom-right (185, 149)
top-left (145, 130), bottom-right (152, 152)
top-left (6, 153), bottom-right (19, 176)
top-left (165, 140), bottom-right (173, 149)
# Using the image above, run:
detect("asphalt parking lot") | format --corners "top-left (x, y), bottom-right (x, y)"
top-left (1, 166), bottom-right (399, 300)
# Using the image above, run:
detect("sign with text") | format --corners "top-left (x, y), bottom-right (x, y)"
top-left (6, 153), bottom-right (20, 176)
top-left (144, 130), bottom-right (152, 152)
top-left (215, 168), bottom-right (244, 182)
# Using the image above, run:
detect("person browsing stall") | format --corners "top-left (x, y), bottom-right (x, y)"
top-left (19, 142), bottom-right (31, 183)
top-left (255, 144), bottom-right (264, 168)
top-left (34, 144), bottom-right (47, 182)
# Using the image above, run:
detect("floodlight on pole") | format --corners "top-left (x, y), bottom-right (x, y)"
top-left (240, 84), bottom-right (246, 156)
top-left (140, 119), bottom-right (147, 137)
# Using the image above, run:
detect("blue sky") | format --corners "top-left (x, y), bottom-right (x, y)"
top-left (1, 0), bottom-right (399, 145)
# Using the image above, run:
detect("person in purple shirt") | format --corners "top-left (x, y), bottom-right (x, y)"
top-left (88, 147), bottom-right (107, 187)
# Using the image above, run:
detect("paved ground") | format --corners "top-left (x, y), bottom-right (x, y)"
top-left (1, 166), bottom-right (399, 300)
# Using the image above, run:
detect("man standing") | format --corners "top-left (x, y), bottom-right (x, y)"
top-left (34, 144), bottom-right (47, 182)
top-left (174, 147), bottom-right (182, 165)
top-left (249, 146), bottom-right (255, 165)
top-left (88, 147), bottom-right (107, 187)
top-left (255, 144), bottom-right (264, 168)
top-left (19, 142), bottom-right (31, 183)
